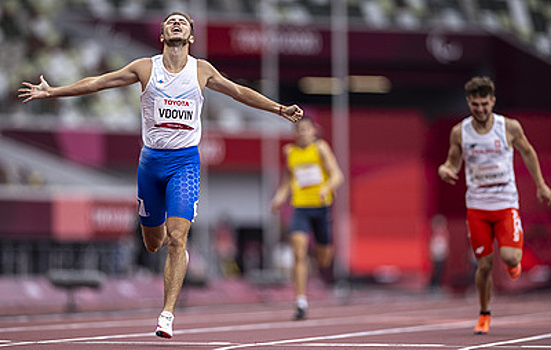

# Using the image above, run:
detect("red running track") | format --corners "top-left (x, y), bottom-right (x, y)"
top-left (1, 290), bottom-right (551, 349)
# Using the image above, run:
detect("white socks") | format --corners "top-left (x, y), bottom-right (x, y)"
top-left (296, 295), bottom-right (308, 309)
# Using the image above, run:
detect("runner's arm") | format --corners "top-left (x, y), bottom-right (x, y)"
top-left (509, 119), bottom-right (551, 205)
top-left (271, 169), bottom-right (292, 212)
top-left (438, 124), bottom-right (463, 185)
top-left (271, 146), bottom-right (293, 212)
top-left (19, 58), bottom-right (148, 103)
top-left (199, 60), bottom-right (303, 123)
top-left (317, 140), bottom-right (344, 201)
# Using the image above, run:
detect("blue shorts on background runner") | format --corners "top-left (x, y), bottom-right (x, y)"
top-left (137, 146), bottom-right (200, 227)
top-left (289, 206), bottom-right (332, 245)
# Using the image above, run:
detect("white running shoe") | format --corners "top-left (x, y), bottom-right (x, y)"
top-left (155, 311), bottom-right (174, 338)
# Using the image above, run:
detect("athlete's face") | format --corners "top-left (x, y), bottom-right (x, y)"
top-left (467, 95), bottom-right (495, 124)
top-left (161, 15), bottom-right (193, 47)
top-left (295, 120), bottom-right (316, 146)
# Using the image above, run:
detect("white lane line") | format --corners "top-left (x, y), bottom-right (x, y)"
top-left (0, 316), bottom-right (393, 348)
top-left (212, 321), bottom-right (475, 350)
top-left (81, 342), bottom-right (451, 348)
top-left (0, 319), bottom-right (473, 348)
top-left (295, 343), bottom-right (449, 348)
top-left (458, 333), bottom-right (551, 350)
top-left (210, 311), bottom-right (551, 350)
top-left (45, 308), bottom-right (542, 335)
top-left (0, 302), bottom-right (473, 334)
top-left (1, 310), bottom-right (550, 348)
top-left (80, 341), bottom-right (236, 346)
top-left (0, 333), bottom-right (153, 348)
top-left (0, 301), bottom-right (470, 347)
top-left (0, 320), bottom-right (151, 333)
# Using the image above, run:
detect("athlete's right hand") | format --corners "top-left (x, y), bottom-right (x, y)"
top-left (270, 196), bottom-right (285, 213)
top-left (18, 75), bottom-right (50, 103)
top-left (537, 183), bottom-right (551, 206)
top-left (438, 164), bottom-right (459, 185)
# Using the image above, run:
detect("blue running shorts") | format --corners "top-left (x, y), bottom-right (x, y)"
top-left (289, 206), bottom-right (332, 245)
top-left (137, 146), bottom-right (200, 227)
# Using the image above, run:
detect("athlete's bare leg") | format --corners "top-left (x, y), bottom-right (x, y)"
top-left (161, 217), bottom-right (191, 314)
top-left (475, 254), bottom-right (494, 312)
top-left (500, 246), bottom-right (522, 267)
top-left (290, 233), bottom-right (309, 298)
top-left (141, 224), bottom-right (168, 253)
top-left (315, 244), bottom-right (333, 269)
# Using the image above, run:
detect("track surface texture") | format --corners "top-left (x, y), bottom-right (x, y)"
top-left (1, 287), bottom-right (550, 350)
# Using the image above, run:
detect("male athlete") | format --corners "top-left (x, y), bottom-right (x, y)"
top-left (19, 11), bottom-right (303, 338)
top-left (271, 117), bottom-right (343, 320)
top-left (438, 76), bottom-right (551, 335)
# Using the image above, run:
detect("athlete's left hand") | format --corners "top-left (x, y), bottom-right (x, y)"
top-left (537, 183), bottom-right (551, 206)
top-left (280, 105), bottom-right (303, 123)
top-left (319, 186), bottom-right (331, 204)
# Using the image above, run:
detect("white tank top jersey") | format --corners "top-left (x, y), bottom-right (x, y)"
top-left (140, 54), bottom-right (204, 149)
top-left (461, 114), bottom-right (519, 210)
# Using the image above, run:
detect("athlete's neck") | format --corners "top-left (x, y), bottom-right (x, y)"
top-left (162, 46), bottom-right (189, 73)
top-left (296, 139), bottom-right (314, 148)
top-left (472, 113), bottom-right (494, 134)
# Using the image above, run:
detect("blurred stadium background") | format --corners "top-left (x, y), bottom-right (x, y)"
top-left (1, 0), bottom-right (551, 312)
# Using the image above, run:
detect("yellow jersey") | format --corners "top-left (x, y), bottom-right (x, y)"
top-left (287, 141), bottom-right (332, 207)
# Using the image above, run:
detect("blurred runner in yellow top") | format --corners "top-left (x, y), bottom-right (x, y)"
top-left (272, 117), bottom-right (343, 320)
top-left (288, 139), bottom-right (333, 207)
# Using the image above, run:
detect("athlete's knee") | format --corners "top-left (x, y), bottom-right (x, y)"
top-left (293, 249), bottom-right (307, 264)
top-left (293, 246), bottom-right (308, 264)
top-left (144, 238), bottom-right (165, 253)
top-left (142, 225), bottom-right (166, 253)
top-left (166, 230), bottom-right (188, 252)
top-left (500, 248), bottom-right (522, 267)
top-left (293, 247), bottom-right (308, 263)
top-left (290, 234), bottom-right (308, 259)
top-left (143, 234), bottom-right (160, 253)
top-left (477, 265), bottom-right (493, 278)
top-left (165, 217), bottom-right (191, 252)
top-left (316, 245), bottom-right (333, 268)
top-left (144, 241), bottom-right (160, 254)
top-left (476, 256), bottom-right (494, 275)
top-left (506, 255), bottom-right (522, 267)
top-left (317, 256), bottom-right (331, 269)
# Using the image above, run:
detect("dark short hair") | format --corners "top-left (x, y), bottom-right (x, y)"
top-left (465, 76), bottom-right (495, 98)
top-left (161, 11), bottom-right (194, 36)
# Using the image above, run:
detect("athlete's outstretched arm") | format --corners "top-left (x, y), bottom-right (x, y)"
top-left (18, 58), bottom-right (150, 103)
top-left (509, 119), bottom-right (551, 205)
top-left (198, 60), bottom-right (302, 123)
top-left (438, 123), bottom-right (463, 185)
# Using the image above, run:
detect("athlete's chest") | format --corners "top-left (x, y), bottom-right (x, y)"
top-left (462, 121), bottom-right (512, 160)
top-left (288, 145), bottom-right (321, 167)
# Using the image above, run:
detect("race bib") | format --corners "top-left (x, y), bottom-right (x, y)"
top-left (154, 97), bottom-right (195, 130)
top-left (471, 162), bottom-right (510, 186)
top-left (295, 164), bottom-right (323, 188)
